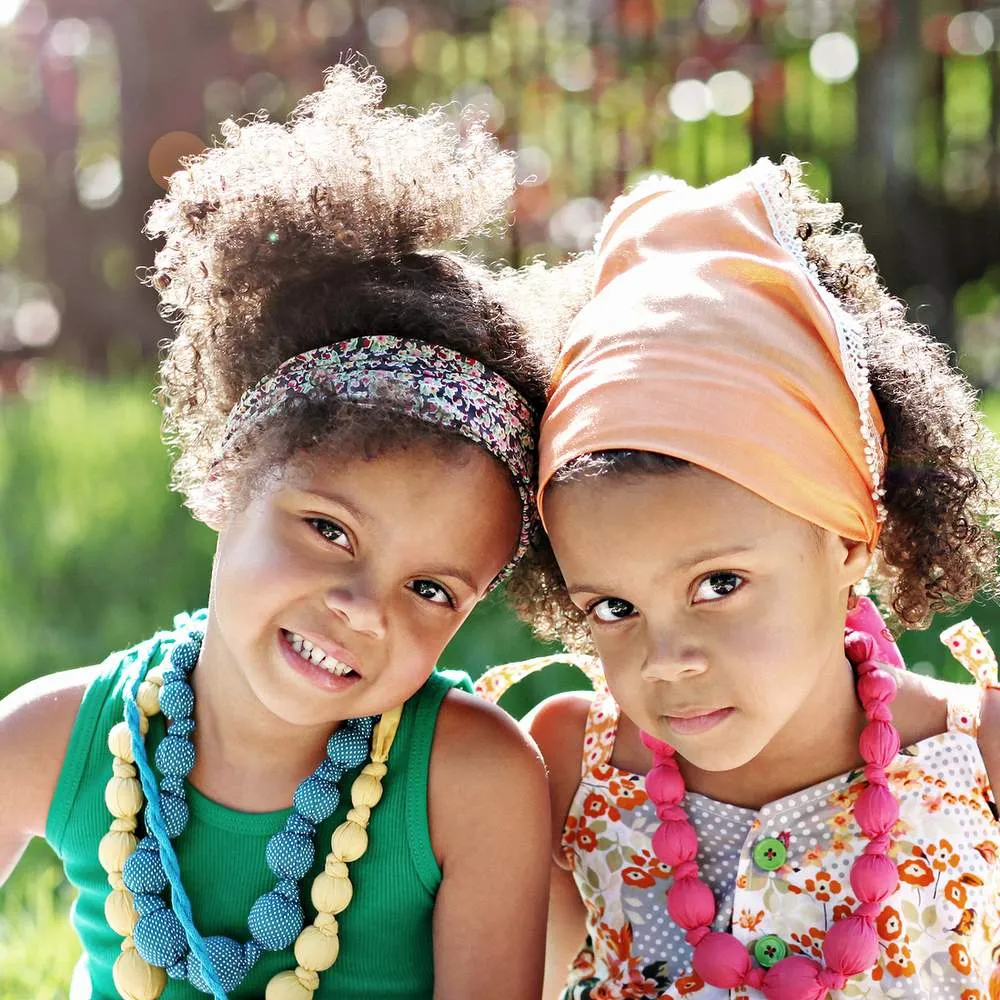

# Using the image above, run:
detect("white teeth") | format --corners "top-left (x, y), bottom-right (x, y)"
top-left (284, 631), bottom-right (354, 677)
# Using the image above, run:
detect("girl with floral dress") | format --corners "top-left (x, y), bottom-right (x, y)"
top-left (487, 159), bottom-right (1000, 999)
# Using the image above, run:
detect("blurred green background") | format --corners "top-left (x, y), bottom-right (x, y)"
top-left (3, 0), bottom-right (1000, 994)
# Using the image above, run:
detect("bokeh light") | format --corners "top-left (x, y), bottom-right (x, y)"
top-left (708, 70), bottom-right (753, 117)
top-left (0, 159), bottom-right (18, 206)
top-left (148, 131), bottom-right (207, 189)
top-left (809, 32), bottom-right (859, 84)
top-left (548, 196), bottom-right (604, 250)
top-left (47, 18), bottom-right (91, 59)
top-left (76, 155), bottom-right (122, 210)
top-left (14, 295), bottom-right (60, 348)
top-left (947, 12), bottom-right (994, 57)
top-left (668, 79), bottom-right (712, 122)
top-left (699, 0), bottom-right (749, 39)
top-left (366, 6), bottom-right (409, 48)
top-left (0, 0), bottom-right (26, 28)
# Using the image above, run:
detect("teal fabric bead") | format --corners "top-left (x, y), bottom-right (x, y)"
top-left (134, 907), bottom-right (188, 968)
top-left (159, 682), bottom-right (195, 720)
top-left (122, 838), bottom-right (167, 894)
top-left (248, 889), bottom-right (303, 950)
top-left (188, 935), bottom-right (249, 994)
top-left (160, 791), bottom-right (189, 838)
top-left (265, 829), bottom-right (315, 880)
top-left (155, 735), bottom-right (196, 778)
top-left (293, 775), bottom-right (340, 823)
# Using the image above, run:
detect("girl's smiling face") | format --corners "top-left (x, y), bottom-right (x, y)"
top-left (545, 463), bottom-right (871, 776)
top-left (203, 440), bottom-right (520, 727)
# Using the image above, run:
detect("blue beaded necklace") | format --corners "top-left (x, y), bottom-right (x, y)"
top-left (122, 620), bottom-right (378, 997)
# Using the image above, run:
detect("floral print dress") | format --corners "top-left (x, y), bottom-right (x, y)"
top-left (557, 624), bottom-right (1000, 1000)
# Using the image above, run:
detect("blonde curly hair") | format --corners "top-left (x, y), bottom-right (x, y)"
top-left (145, 61), bottom-right (575, 527)
top-left (510, 157), bottom-right (1000, 647)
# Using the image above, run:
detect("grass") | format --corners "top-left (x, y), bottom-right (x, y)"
top-left (1, 371), bottom-right (998, 995)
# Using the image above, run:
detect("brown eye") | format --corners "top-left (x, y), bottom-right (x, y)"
top-left (589, 597), bottom-right (636, 622)
top-left (694, 572), bottom-right (743, 603)
top-left (308, 518), bottom-right (351, 550)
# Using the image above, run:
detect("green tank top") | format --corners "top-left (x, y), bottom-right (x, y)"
top-left (46, 622), bottom-right (472, 999)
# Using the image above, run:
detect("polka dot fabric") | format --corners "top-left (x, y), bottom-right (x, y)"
top-left (559, 689), bottom-right (1000, 999)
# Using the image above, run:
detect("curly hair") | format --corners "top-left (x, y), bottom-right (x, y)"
top-left (145, 62), bottom-right (573, 527)
top-left (511, 157), bottom-right (1000, 647)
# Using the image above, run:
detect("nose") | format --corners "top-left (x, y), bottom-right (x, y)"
top-left (640, 629), bottom-right (708, 683)
top-left (323, 584), bottom-right (387, 639)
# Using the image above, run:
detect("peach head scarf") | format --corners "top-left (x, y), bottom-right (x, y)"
top-left (538, 158), bottom-right (887, 550)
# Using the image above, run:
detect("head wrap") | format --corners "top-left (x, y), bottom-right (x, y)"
top-left (222, 335), bottom-right (538, 585)
top-left (539, 158), bottom-right (886, 550)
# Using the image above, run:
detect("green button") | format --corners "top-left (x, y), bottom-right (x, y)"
top-left (752, 836), bottom-right (787, 871)
top-left (754, 934), bottom-right (788, 968)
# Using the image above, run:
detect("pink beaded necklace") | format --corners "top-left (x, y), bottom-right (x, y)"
top-left (642, 627), bottom-right (902, 1000)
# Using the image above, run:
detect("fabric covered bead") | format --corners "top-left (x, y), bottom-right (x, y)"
top-left (109, 720), bottom-right (136, 762)
top-left (760, 955), bottom-right (827, 1000)
top-left (112, 943), bottom-right (167, 1000)
top-left (858, 720), bottom-right (899, 768)
top-left (331, 820), bottom-right (368, 862)
top-left (244, 939), bottom-right (265, 967)
top-left (854, 783), bottom-right (898, 835)
top-left (293, 776), bottom-right (340, 823)
top-left (693, 931), bottom-right (750, 988)
top-left (136, 681), bottom-right (161, 718)
top-left (166, 958), bottom-right (189, 980)
top-left (265, 969), bottom-right (315, 1000)
top-left (287, 812), bottom-right (315, 836)
top-left (99, 829), bottom-right (138, 874)
top-left (167, 718), bottom-right (196, 739)
top-left (134, 893), bottom-right (165, 918)
top-left (169, 640), bottom-right (201, 674)
top-left (822, 914), bottom-right (879, 975)
top-left (327, 719), bottom-right (374, 768)
top-left (266, 830), bottom-right (316, 881)
top-left (667, 877), bottom-right (715, 929)
top-left (652, 818), bottom-right (697, 865)
top-left (645, 762), bottom-right (684, 804)
top-left (155, 735), bottom-right (196, 779)
top-left (123, 838), bottom-right (167, 893)
top-left (249, 889), bottom-right (304, 950)
top-left (849, 852), bottom-right (898, 903)
top-left (159, 681), bottom-right (195, 721)
top-left (294, 923), bottom-right (340, 972)
top-left (188, 935), bottom-right (249, 994)
top-left (311, 871), bottom-right (353, 915)
top-left (106, 775), bottom-right (144, 818)
top-left (134, 907), bottom-right (188, 967)
top-left (105, 888), bottom-right (140, 936)
top-left (159, 791), bottom-right (189, 839)
top-left (350, 771), bottom-right (384, 809)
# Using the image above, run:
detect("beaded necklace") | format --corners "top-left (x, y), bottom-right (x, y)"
top-left (643, 627), bottom-right (901, 1000)
top-left (99, 625), bottom-right (401, 1000)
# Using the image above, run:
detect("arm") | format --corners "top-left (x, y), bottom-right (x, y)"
top-left (525, 692), bottom-right (593, 1000)
top-left (0, 666), bottom-right (95, 884)
top-left (429, 690), bottom-right (552, 1000)
top-left (978, 686), bottom-right (1000, 805)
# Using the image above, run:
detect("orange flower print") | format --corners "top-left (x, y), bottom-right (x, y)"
top-left (975, 840), bottom-right (998, 864)
top-left (576, 826), bottom-right (598, 852)
top-left (876, 906), bottom-right (903, 941)
top-left (737, 909), bottom-right (766, 932)
top-left (628, 849), bottom-right (670, 880)
top-left (898, 855), bottom-right (934, 887)
top-left (803, 871), bottom-right (842, 902)
top-left (789, 927), bottom-right (826, 961)
top-left (927, 839), bottom-right (960, 872)
top-left (582, 792), bottom-right (609, 819)
top-left (675, 973), bottom-right (704, 995)
top-left (621, 866), bottom-right (656, 889)
top-left (736, 872), bottom-right (749, 890)
top-left (832, 902), bottom-right (853, 922)
top-left (945, 879), bottom-right (968, 909)
top-left (883, 942), bottom-right (916, 978)
top-left (950, 943), bottom-right (972, 976)
top-left (962, 991), bottom-right (985, 1000)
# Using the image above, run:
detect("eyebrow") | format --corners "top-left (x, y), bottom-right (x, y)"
top-left (296, 488), bottom-right (370, 525)
top-left (567, 544), bottom-right (757, 595)
top-left (296, 488), bottom-right (479, 595)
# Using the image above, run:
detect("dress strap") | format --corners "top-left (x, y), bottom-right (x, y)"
top-left (580, 687), bottom-right (622, 778)
top-left (940, 619), bottom-right (999, 738)
top-left (474, 652), bottom-right (606, 703)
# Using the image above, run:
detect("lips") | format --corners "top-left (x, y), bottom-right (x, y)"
top-left (280, 628), bottom-right (360, 677)
top-left (662, 706), bottom-right (734, 736)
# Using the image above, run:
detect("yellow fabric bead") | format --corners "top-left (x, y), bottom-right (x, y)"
top-left (310, 871), bottom-right (353, 915)
top-left (112, 941), bottom-right (166, 1000)
top-left (350, 771), bottom-right (384, 809)
top-left (105, 775), bottom-right (144, 819)
top-left (111, 815), bottom-right (138, 834)
top-left (136, 681), bottom-right (160, 717)
top-left (346, 805), bottom-right (370, 827)
top-left (108, 870), bottom-right (126, 891)
top-left (108, 721), bottom-right (135, 763)
top-left (105, 888), bottom-right (139, 936)
top-left (112, 759), bottom-right (137, 780)
top-left (323, 858), bottom-right (348, 879)
top-left (145, 666), bottom-right (165, 688)
top-left (99, 829), bottom-right (137, 874)
top-left (331, 820), bottom-right (367, 862)
top-left (293, 923), bottom-right (340, 972)
top-left (265, 968), bottom-right (318, 1000)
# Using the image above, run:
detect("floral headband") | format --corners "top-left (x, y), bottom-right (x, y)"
top-left (221, 335), bottom-right (538, 586)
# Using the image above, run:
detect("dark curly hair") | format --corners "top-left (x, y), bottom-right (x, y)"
top-left (510, 157), bottom-right (1000, 647)
top-left (144, 62), bottom-right (580, 533)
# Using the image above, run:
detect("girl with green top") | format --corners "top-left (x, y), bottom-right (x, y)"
top-left (0, 64), bottom-right (568, 1000)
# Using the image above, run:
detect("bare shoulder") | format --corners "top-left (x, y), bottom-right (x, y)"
top-left (523, 690), bottom-right (594, 863)
top-left (429, 689), bottom-right (549, 862)
top-left (977, 685), bottom-right (1000, 794)
top-left (0, 665), bottom-right (99, 841)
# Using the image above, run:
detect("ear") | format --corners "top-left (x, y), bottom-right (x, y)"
top-left (836, 536), bottom-right (871, 589)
